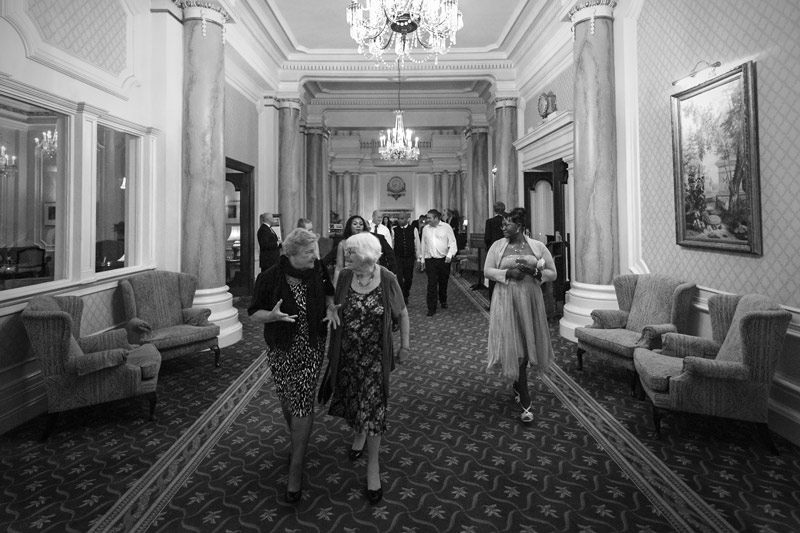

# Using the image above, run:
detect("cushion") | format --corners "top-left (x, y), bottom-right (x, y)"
top-left (626, 275), bottom-right (680, 333)
top-left (576, 328), bottom-right (642, 359)
top-left (126, 343), bottom-right (161, 380)
top-left (633, 348), bottom-right (683, 392)
top-left (147, 324), bottom-right (220, 350)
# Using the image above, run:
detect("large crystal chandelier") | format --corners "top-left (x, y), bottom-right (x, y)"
top-left (35, 129), bottom-right (58, 158)
top-left (379, 61), bottom-right (419, 162)
top-left (347, 0), bottom-right (463, 65)
top-left (0, 145), bottom-right (18, 179)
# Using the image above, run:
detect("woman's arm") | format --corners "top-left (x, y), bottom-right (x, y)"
top-left (483, 240), bottom-right (509, 284)
top-left (250, 299), bottom-right (297, 324)
top-left (396, 307), bottom-right (410, 364)
top-left (333, 240), bottom-right (346, 285)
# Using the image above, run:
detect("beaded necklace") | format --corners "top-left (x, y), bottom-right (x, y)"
top-left (355, 265), bottom-right (376, 287)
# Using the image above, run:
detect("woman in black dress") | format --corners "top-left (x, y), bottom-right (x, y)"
top-left (324, 232), bottom-right (410, 504)
top-left (248, 228), bottom-right (335, 503)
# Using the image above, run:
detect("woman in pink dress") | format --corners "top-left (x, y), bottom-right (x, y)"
top-left (483, 207), bottom-right (556, 423)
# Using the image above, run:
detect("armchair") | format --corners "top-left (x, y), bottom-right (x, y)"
top-left (575, 274), bottom-right (696, 395)
top-left (21, 296), bottom-right (161, 439)
top-left (120, 270), bottom-right (221, 366)
top-left (633, 294), bottom-right (791, 452)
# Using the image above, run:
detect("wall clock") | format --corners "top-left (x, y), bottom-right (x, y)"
top-left (537, 91), bottom-right (557, 119)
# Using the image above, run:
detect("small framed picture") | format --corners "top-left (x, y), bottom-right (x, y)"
top-left (226, 203), bottom-right (239, 222)
top-left (43, 202), bottom-right (56, 226)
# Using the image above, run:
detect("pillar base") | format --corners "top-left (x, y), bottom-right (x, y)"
top-left (194, 285), bottom-right (242, 348)
top-left (559, 280), bottom-right (618, 342)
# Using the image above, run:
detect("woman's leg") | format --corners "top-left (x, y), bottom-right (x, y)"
top-left (352, 430), bottom-right (367, 451)
top-left (515, 360), bottom-right (534, 422)
top-left (280, 400), bottom-right (292, 429)
top-left (287, 412), bottom-right (314, 492)
top-left (366, 434), bottom-right (382, 490)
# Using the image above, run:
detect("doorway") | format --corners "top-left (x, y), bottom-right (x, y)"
top-left (225, 158), bottom-right (254, 297)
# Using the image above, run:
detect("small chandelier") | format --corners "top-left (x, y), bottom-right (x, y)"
top-left (379, 61), bottom-right (419, 162)
top-left (346, 0), bottom-right (463, 65)
top-left (0, 145), bottom-right (18, 179)
top-left (35, 129), bottom-right (58, 158)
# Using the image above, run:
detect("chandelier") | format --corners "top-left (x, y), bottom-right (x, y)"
top-left (0, 145), bottom-right (18, 179)
top-left (346, 0), bottom-right (463, 65)
top-left (35, 129), bottom-right (58, 158)
top-left (379, 61), bottom-right (419, 162)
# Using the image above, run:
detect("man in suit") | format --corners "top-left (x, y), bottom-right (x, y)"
top-left (257, 212), bottom-right (281, 272)
top-left (481, 201), bottom-right (506, 295)
top-left (392, 211), bottom-right (420, 305)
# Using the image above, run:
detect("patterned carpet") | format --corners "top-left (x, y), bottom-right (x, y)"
top-left (2, 271), bottom-right (799, 533)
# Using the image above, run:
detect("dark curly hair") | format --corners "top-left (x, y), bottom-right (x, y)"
top-left (504, 207), bottom-right (527, 228)
top-left (342, 215), bottom-right (368, 239)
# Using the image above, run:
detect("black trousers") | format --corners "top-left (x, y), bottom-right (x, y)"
top-left (425, 257), bottom-right (450, 311)
top-left (396, 255), bottom-right (415, 301)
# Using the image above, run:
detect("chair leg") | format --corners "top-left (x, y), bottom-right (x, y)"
top-left (756, 423), bottom-right (779, 455)
top-left (212, 345), bottom-right (221, 367)
top-left (651, 404), bottom-right (663, 440)
top-left (148, 392), bottom-right (158, 422)
top-left (41, 412), bottom-right (58, 442)
top-left (629, 370), bottom-right (640, 398)
top-left (576, 347), bottom-right (584, 371)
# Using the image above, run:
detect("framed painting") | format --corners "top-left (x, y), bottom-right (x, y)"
top-left (43, 202), bottom-right (56, 226)
top-left (226, 202), bottom-right (239, 223)
top-left (671, 60), bottom-right (761, 255)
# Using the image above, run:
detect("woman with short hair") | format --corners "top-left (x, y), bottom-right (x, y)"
top-left (248, 228), bottom-right (335, 503)
top-left (324, 232), bottom-right (410, 504)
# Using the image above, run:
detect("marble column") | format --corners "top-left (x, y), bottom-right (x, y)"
top-left (349, 172), bottom-right (360, 217)
top-left (467, 127), bottom-right (489, 233)
top-left (176, 1), bottom-right (241, 347)
top-left (336, 172), bottom-right (346, 222)
top-left (278, 99), bottom-right (303, 234)
top-left (432, 172), bottom-right (443, 211)
top-left (329, 171), bottom-right (339, 223)
top-left (305, 126), bottom-right (328, 233)
top-left (571, 0), bottom-right (618, 284)
top-left (494, 97), bottom-right (519, 208)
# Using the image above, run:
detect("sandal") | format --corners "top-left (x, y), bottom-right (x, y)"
top-left (520, 403), bottom-right (534, 423)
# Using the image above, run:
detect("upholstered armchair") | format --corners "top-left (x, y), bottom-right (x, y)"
top-left (120, 270), bottom-right (221, 366)
top-left (21, 296), bottom-right (161, 439)
top-left (575, 274), bottom-right (696, 395)
top-left (634, 294), bottom-right (791, 452)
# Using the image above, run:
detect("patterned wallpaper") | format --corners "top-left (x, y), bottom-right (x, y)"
top-left (223, 84), bottom-right (258, 168)
top-left (638, 0), bottom-right (800, 306)
top-left (523, 66), bottom-right (575, 133)
top-left (28, 0), bottom-right (126, 75)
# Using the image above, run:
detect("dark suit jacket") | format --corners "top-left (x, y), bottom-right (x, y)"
top-left (373, 233), bottom-right (397, 274)
top-left (484, 215), bottom-right (504, 248)
top-left (257, 224), bottom-right (280, 271)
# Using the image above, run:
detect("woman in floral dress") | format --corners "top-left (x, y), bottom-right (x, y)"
top-left (325, 232), bottom-right (410, 504)
top-left (484, 207), bottom-right (556, 423)
top-left (248, 228), bottom-right (335, 503)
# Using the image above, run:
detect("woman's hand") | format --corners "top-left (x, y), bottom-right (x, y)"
top-left (505, 267), bottom-right (525, 281)
top-left (324, 303), bottom-right (342, 329)
top-left (396, 347), bottom-right (411, 365)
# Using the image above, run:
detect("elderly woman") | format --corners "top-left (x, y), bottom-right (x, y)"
top-left (325, 232), bottom-right (410, 505)
top-left (334, 215), bottom-right (396, 285)
top-left (248, 228), bottom-right (335, 503)
top-left (484, 207), bottom-right (556, 423)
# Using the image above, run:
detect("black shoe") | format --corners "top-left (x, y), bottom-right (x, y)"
top-left (348, 447), bottom-right (364, 460)
top-left (440, 302), bottom-right (448, 309)
top-left (392, 323), bottom-right (399, 332)
top-left (426, 309), bottom-right (436, 317)
top-left (366, 485), bottom-right (383, 505)
top-left (285, 487), bottom-right (302, 503)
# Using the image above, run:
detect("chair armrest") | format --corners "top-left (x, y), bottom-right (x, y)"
top-left (638, 324), bottom-right (677, 349)
top-left (662, 333), bottom-right (720, 359)
top-left (589, 309), bottom-right (629, 329)
top-left (72, 349), bottom-right (128, 376)
top-left (183, 307), bottom-right (211, 326)
top-left (125, 318), bottom-right (153, 345)
top-left (682, 356), bottom-right (748, 380)
top-left (79, 329), bottom-right (131, 353)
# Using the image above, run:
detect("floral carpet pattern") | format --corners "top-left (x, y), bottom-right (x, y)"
top-left (2, 273), bottom-right (799, 532)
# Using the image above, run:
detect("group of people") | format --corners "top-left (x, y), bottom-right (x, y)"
top-left (248, 203), bottom-right (555, 504)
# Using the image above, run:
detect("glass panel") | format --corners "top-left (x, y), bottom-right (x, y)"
top-left (0, 94), bottom-right (64, 291)
top-left (96, 125), bottom-right (134, 272)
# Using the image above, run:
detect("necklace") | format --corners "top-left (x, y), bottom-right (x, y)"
top-left (355, 266), bottom-right (376, 287)
top-left (508, 238), bottom-right (527, 255)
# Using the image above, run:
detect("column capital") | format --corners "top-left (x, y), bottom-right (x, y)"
top-left (306, 126), bottom-right (330, 138)
top-left (569, 0), bottom-right (617, 24)
top-left (465, 126), bottom-right (489, 139)
top-left (172, 1), bottom-right (229, 31)
top-left (494, 97), bottom-right (518, 110)
top-left (277, 98), bottom-right (302, 111)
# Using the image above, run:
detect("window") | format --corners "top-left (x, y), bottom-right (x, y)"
top-left (96, 125), bottom-right (135, 273)
top-left (0, 94), bottom-right (65, 291)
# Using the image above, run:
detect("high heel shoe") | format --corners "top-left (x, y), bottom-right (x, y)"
top-left (285, 487), bottom-right (302, 503)
top-left (366, 484), bottom-right (383, 504)
top-left (348, 446), bottom-right (364, 460)
top-left (519, 403), bottom-right (534, 423)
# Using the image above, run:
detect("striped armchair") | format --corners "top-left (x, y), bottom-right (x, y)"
top-left (575, 274), bottom-right (696, 395)
top-left (21, 296), bottom-right (161, 439)
top-left (634, 294), bottom-right (792, 452)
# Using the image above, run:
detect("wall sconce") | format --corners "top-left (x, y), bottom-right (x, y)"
top-left (35, 129), bottom-right (58, 158)
top-left (672, 60), bottom-right (721, 87)
top-left (1, 145), bottom-right (18, 179)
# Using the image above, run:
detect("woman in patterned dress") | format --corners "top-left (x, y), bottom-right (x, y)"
top-left (325, 232), bottom-right (410, 504)
top-left (248, 228), bottom-right (335, 503)
top-left (484, 207), bottom-right (556, 423)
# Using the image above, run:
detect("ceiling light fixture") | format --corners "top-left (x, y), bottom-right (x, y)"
top-left (346, 0), bottom-right (463, 65)
top-left (379, 60), bottom-right (419, 163)
top-left (0, 145), bottom-right (18, 179)
top-left (35, 129), bottom-right (58, 158)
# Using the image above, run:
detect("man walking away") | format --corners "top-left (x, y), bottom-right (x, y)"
top-left (393, 212), bottom-right (420, 305)
top-left (419, 209), bottom-right (457, 317)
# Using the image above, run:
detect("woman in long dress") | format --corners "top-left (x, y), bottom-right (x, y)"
top-left (483, 207), bottom-right (556, 423)
top-left (248, 228), bottom-right (335, 503)
top-left (325, 232), bottom-right (410, 504)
